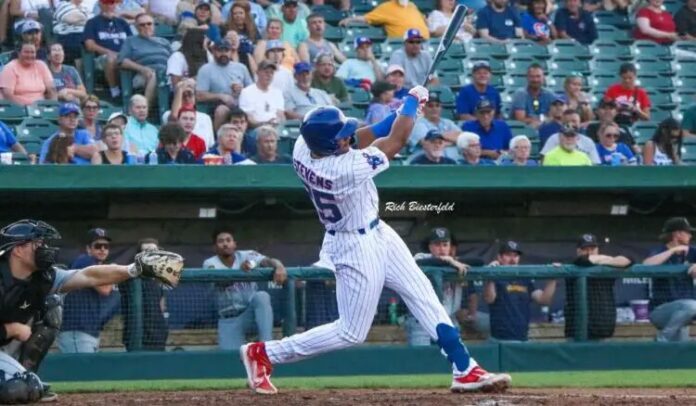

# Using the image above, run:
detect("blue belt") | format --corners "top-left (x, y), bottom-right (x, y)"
top-left (328, 218), bottom-right (379, 236)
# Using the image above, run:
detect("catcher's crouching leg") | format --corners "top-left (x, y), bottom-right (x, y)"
top-left (0, 371), bottom-right (44, 404)
top-left (19, 295), bottom-right (62, 372)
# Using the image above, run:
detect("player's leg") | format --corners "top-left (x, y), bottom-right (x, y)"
top-left (249, 290), bottom-right (273, 342)
top-left (0, 351), bottom-right (52, 404)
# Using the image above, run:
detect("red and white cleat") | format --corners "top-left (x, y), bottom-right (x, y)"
top-left (240, 342), bottom-right (278, 395)
top-left (451, 366), bottom-right (512, 393)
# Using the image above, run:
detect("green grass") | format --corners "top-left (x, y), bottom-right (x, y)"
top-left (51, 370), bottom-right (696, 393)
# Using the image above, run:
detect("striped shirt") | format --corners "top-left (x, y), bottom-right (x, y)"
top-left (53, 2), bottom-right (91, 36)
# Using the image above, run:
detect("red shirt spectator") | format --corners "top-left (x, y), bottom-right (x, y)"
top-left (184, 133), bottom-right (206, 159)
top-left (603, 63), bottom-right (651, 125)
top-left (178, 106), bottom-right (206, 159)
top-left (634, 0), bottom-right (678, 44)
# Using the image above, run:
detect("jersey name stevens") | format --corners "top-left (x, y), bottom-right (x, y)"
top-left (293, 159), bottom-right (334, 190)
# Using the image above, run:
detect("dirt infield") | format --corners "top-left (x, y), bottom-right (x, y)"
top-left (58, 388), bottom-right (696, 405)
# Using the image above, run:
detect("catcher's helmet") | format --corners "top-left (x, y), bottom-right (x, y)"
top-left (300, 106), bottom-right (358, 156)
top-left (0, 219), bottom-right (61, 254)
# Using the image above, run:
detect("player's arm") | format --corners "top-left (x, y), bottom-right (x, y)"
top-left (483, 281), bottom-right (497, 304)
top-left (58, 264), bottom-right (134, 293)
top-left (531, 280), bottom-right (557, 305)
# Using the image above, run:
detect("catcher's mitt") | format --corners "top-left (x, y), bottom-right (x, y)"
top-left (133, 250), bottom-right (184, 288)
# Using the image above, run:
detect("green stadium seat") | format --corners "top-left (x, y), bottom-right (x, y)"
top-left (324, 25), bottom-right (344, 43)
top-left (663, 0), bottom-right (681, 14)
top-left (278, 122), bottom-right (301, 138)
top-left (445, 42), bottom-right (466, 58)
top-left (548, 57), bottom-right (590, 75)
top-left (596, 24), bottom-right (632, 44)
top-left (312, 5), bottom-right (348, 26)
top-left (27, 100), bottom-right (61, 120)
top-left (10, 152), bottom-right (30, 165)
top-left (0, 100), bottom-right (28, 124)
top-left (412, 0), bottom-right (434, 13)
top-left (154, 23), bottom-right (176, 40)
top-left (636, 75), bottom-right (674, 92)
top-left (682, 145), bottom-right (696, 165)
top-left (651, 109), bottom-right (674, 122)
top-left (589, 74), bottom-right (616, 89)
top-left (675, 89), bottom-right (696, 105)
top-left (347, 87), bottom-right (370, 108)
top-left (634, 58), bottom-right (674, 76)
top-left (673, 60), bottom-right (696, 77)
top-left (591, 40), bottom-right (632, 60)
top-left (15, 118), bottom-right (58, 141)
top-left (631, 122), bottom-right (658, 144)
top-left (590, 57), bottom-right (624, 75)
top-left (466, 39), bottom-right (508, 59)
top-left (352, 0), bottom-right (377, 13)
top-left (277, 136), bottom-right (297, 156)
top-left (0, 51), bottom-right (12, 67)
top-left (674, 76), bottom-right (696, 88)
top-left (673, 40), bottom-right (696, 60)
top-left (343, 106), bottom-right (365, 119)
top-left (594, 11), bottom-right (631, 29)
top-left (463, 58), bottom-right (505, 73)
top-left (22, 140), bottom-right (42, 155)
top-left (504, 74), bottom-right (530, 90)
top-left (344, 25), bottom-right (386, 42)
top-left (96, 101), bottom-right (123, 122)
top-left (507, 40), bottom-right (550, 59)
top-left (548, 40), bottom-right (592, 60)
top-left (439, 72), bottom-right (463, 89)
top-left (441, 108), bottom-right (455, 120)
top-left (505, 56), bottom-right (546, 75)
top-left (437, 58), bottom-right (462, 72)
top-left (428, 85), bottom-right (456, 107)
top-left (647, 91), bottom-right (677, 109)
top-left (632, 40), bottom-right (672, 60)
top-left (507, 120), bottom-right (538, 140)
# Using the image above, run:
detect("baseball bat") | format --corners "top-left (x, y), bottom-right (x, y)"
top-left (422, 4), bottom-right (469, 86)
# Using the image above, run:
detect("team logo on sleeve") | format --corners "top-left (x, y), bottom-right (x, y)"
top-left (362, 152), bottom-right (385, 170)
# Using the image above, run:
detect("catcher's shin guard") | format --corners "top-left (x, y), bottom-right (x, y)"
top-left (19, 295), bottom-right (62, 372)
top-left (0, 372), bottom-right (44, 404)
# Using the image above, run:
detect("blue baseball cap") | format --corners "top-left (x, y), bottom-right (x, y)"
top-left (294, 61), bottom-right (312, 74)
top-left (552, 94), bottom-right (568, 104)
top-left (403, 28), bottom-right (424, 41)
top-left (354, 36), bottom-right (372, 49)
top-left (59, 103), bottom-right (80, 116)
top-left (424, 129), bottom-right (444, 141)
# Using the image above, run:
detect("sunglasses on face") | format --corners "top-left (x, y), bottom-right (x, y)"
top-left (605, 132), bottom-right (620, 138)
top-left (92, 243), bottom-right (109, 250)
top-left (406, 40), bottom-right (421, 45)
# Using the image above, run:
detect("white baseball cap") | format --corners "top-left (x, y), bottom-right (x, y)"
top-left (386, 64), bottom-right (405, 76)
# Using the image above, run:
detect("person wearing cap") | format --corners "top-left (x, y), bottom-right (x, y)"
top-left (335, 36), bottom-right (384, 83)
top-left (500, 135), bottom-right (537, 166)
top-left (565, 233), bottom-right (632, 341)
top-left (537, 94), bottom-right (567, 147)
top-left (409, 90), bottom-right (460, 160)
top-left (284, 62), bottom-right (334, 120)
top-left (196, 38), bottom-right (254, 130)
top-left (461, 99), bottom-right (512, 160)
top-left (311, 53), bottom-right (349, 103)
top-left (298, 13), bottom-right (346, 65)
top-left (7, 0), bottom-right (50, 34)
top-left (456, 131), bottom-right (496, 166)
top-left (511, 63), bottom-right (556, 129)
top-left (9, 20), bottom-right (48, 62)
top-left (163, 79), bottom-right (214, 148)
top-left (107, 111), bottom-right (128, 131)
top-left (265, 39), bottom-right (294, 93)
top-left (118, 12), bottom-right (172, 105)
top-left (239, 60), bottom-right (286, 128)
top-left (57, 227), bottom-right (117, 353)
top-left (456, 61), bottom-right (502, 122)
top-left (540, 110), bottom-right (601, 164)
top-left (39, 103), bottom-right (97, 164)
top-left (484, 241), bottom-right (557, 342)
top-left (0, 42), bottom-right (55, 107)
top-left (123, 94), bottom-right (159, 157)
top-left (586, 99), bottom-right (636, 147)
top-left (643, 217), bottom-right (696, 342)
top-left (476, 0), bottom-right (523, 43)
top-left (595, 122), bottom-right (637, 166)
top-left (276, 0), bottom-right (308, 48)
top-left (84, 0), bottom-right (132, 99)
top-left (385, 64), bottom-right (409, 101)
top-left (388, 28), bottom-right (433, 88)
top-left (409, 130), bottom-right (457, 165)
top-left (253, 18), bottom-right (300, 71)
top-left (339, 0), bottom-right (429, 40)
top-left (53, 0), bottom-right (91, 65)
top-left (554, 0), bottom-right (598, 45)
top-left (364, 80), bottom-right (397, 125)
top-left (541, 126), bottom-right (592, 166)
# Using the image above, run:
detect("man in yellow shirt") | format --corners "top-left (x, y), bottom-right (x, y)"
top-left (542, 127), bottom-right (593, 166)
top-left (339, 0), bottom-right (430, 40)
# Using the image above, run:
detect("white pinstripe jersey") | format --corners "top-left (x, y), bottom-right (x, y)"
top-left (292, 136), bottom-right (389, 232)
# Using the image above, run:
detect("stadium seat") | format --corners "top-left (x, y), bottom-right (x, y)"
top-left (590, 57), bottom-right (624, 75)
top-left (463, 58), bottom-right (505, 74)
top-left (344, 25), bottom-right (386, 42)
top-left (548, 40), bottom-right (592, 60)
top-left (0, 100), bottom-right (28, 123)
top-left (324, 25), bottom-right (344, 43)
top-left (439, 72), bottom-right (464, 89)
top-left (663, 0), bottom-right (681, 14)
top-left (591, 40), bottom-right (632, 60)
top-left (673, 59), bottom-right (696, 76)
top-left (154, 23), bottom-right (176, 40)
top-left (22, 140), bottom-right (42, 155)
top-left (631, 122), bottom-right (658, 144)
top-left (647, 91), bottom-right (677, 109)
top-left (636, 74), bottom-right (674, 92)
top-left (674, 76), bottom-right (696, 89)
top-left (507, 120), bottom-right (538, 140)
top-left (651, 109), bottom-right (674, 122)
top-left (634, 58), bottom-right (674, 76)
top-left (673, 40), bottom-right (696, 60)
top-left (596, 24), bottom-right (632, 44)
top-left (428, 85), bottom-right (456, 107)
top-left (412, 0), bottom-right (434, 13)
top-left (504, 74), bottom-right (530, 89)
top-left (0, 51), bottom-right (12, 67)
top-left (682, 146), bottom-right (696, 165)
top-left (437, 57), bottom-right (462, 72)
top-left (10, 152), bottom-right (30, 165)
top-left (632, 40), bottom-right (673, 60)
top-left (506, 56), bottom-right (547, 75)
top-left (278, 121), bottom-right (301, 138)
top-left (97, 101), bottom-right (123, 122)
top-left (445, 42), bottom-right (466, 58)
top-left (594, 11), bottom-right (631, 29)
top-left (675, 89), bottom-right (696, 105)
top-left (278, 135), bottom-right (298, 155)
top-left (15, 117), bottom-right (58, 141)
top-left (507, 40), bottom-right (550, 59)
top-left (352, 0), bottom-right (378, 13)
top-left (343, 106), bottom-right (365, 119)
top-left (28, 100), bottom-right (61, 121)
top-left (548, 57), bottom-right (590, 76)
top-left (466, 39), bottom-right (508, 59)
top-left (589, 74), bottom-right (616, 89)
top-left (312, 5), bottom-right (348, 26)
top-left (347, 87), bottom-right (370, 108)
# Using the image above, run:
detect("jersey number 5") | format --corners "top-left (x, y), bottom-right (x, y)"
top-left (306, 187), bottom-right (343, 224)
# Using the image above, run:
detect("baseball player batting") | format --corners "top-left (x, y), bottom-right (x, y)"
top-left (240, 87), bottom-right (511, 394)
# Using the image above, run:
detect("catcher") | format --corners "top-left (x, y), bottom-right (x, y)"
top-left (0, 219), bottom-right (183, 404)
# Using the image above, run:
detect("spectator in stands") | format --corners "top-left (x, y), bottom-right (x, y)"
top-left (44, 133), bottom-right (76, 164)
top-left (634, 0), bottom-right (678, 44)
top-left (311, 53), bottom-right (349, 104)
top-left (239, 60), bottom-right (286, 129)
top-left (538, 95), bottom-right (566, 147)
top-left (224, 0), bottom-right (259, 43)
top-left (107, 111), bottom-right (128, 130)
top-left (79, 94), bottom-right (102, 141)
top-left (565, 233), bottom-right (632, 341)
top-left (500, 135), bottom-right (537, 166)
top-left (284, 62), bottom-right (334, 120)
top-left (177, 106), bottom-right (207, 160)
top-left (48, 43), bottom-right (87, 103)
top-left (675, 0), bottom-right (696, 39)
top-left (390, 29), bottom-right (433, 88)
top-left (166, 28), bottom-right (208, 89)
top-left (335, 36), bottom-right (384, 84)
top-left (203, 227), bottom-right (287, 350)
top-left (476, 0), bottom-right (523, 43)
top-left (9, 20), bottom-right (48, 62)
top-left (91, 124), bottom-right (131, 164)
top-left (196, 39), bottom-right (253, 131)
top-left (119, 238), bottom-right (169, 351)
top-left (58, 228), bottom-right (116, 353)
top-left (298, 13), bottom-right (346, 64)
top-left (596, 122), bottom-right (637, 165)
top-left (339, 0), bottom-right (430, 40)
top-left (111, 0), bottom-right (146, 24)
top-left (643, 217), bottom-right (696, 342)
top-left (8, 0), bottom-right (51, 36)
top-left (0, 120), bottom-right (27, 155)
top-left (276, 0), bottom-right (308, 47)
top-left (145, 122), bottom-right (197, 164)
top-left (253, 18), bottom-right (299, 71)
top-left (207, 124), bottom-right (256, 165)
top-left (385, 64), bottom-right (409, 103)
top-left (365, 80), bottom-right (396, 125)
top-left (542, 126), bottom-right (592, 166)
top-left (124, 94), bottom-right (158, 157)
top-left (84, 0), bottom-right (132, 100)
top-left (521, 0), bottom-right (556, 44)
top-left (563, 73), bottom-right (594, 125)
top-left (225, 29), bottom-right (257, 77)
top-left (146, 0), bottom-right (178, 25)
top-left (456, 131), bottom-right (496, 166)
top-left (264, 39), bottom-right (294, 93)
top-left (0, 42), bottom-right (55, 106)
top-left (428, 0), bottom-right (475, 42)
top-left (541, 110), bottom-right (601, 164)
top-left (643, 117), bottom-right (683, 165)
top-left (682, 101), bottom-right (696, 138)
top-left (228, 107), bottom-right (254, 155)
top-left (456, 61), bottom-right (502, 121)
top-left (410, 130), bottom-right (458, 165)
top-left (53, 0), bottom-right (91, 65)
top-left (604, 63), bottom-right (651, 125)
top-left (511, 63), bottom-right (555, 129)
top-left (461, 99), bottom-right (512, 160)
top-left (250, 125), bottom-right (291, 164)
top-left (119, 12), bottom-right (172, 105)
top-left (40, 103), bottom-right (96, 164)
top-left (554, 0), bottom-right (598, 45)
top-left (484, 240), bottom-right (557, 342)
top-left (586, 99), bottom-right (636, 152)
top-left (221, 0), bottom-right (266, 34)
top-left (184, 1), bottom-right (221, 43)
top-left (409, 90), bottom-right (460, 159)
top-left (165, 80), bottom-right (214, 148)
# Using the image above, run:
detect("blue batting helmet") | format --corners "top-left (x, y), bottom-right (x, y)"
top-left (300, 106), bottom-right (359, 155)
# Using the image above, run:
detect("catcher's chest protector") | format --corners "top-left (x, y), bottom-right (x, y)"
top-left (0, 260), bottom-right (54, 346)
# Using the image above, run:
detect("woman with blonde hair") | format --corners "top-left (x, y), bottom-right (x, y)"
top-left (563, 73), bottom-right (593, 125)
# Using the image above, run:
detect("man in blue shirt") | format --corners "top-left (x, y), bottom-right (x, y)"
top-left (554, 0), bottom-right (598, 45)
top-left (409, 130), bottom-right (457, 165)
top-left (643, 217), bottom-right (696, 342)
top-left (537, 94), bottom-right (566, 146)
top-left (476, 0), bottom-right (523, 42)
top-left (511, 63), bottom-right (556, 129)
top-left (456, 61), bottom-right (502, 121)
top-left (409, 91), bottom-right (460, 160)
top-left (0, 120), bottom-right (26, 155)
top-left (57, 228), bottom-right (118, 353)
top-left (484, 241), bottom-right (557, 341)
top-left (39, 103), bottom-right (97, 164)
top-left (461, 99), bottom-right (512, 160)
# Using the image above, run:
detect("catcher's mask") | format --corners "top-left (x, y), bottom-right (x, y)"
top-left (0, 219), bottom-right (61, 270)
